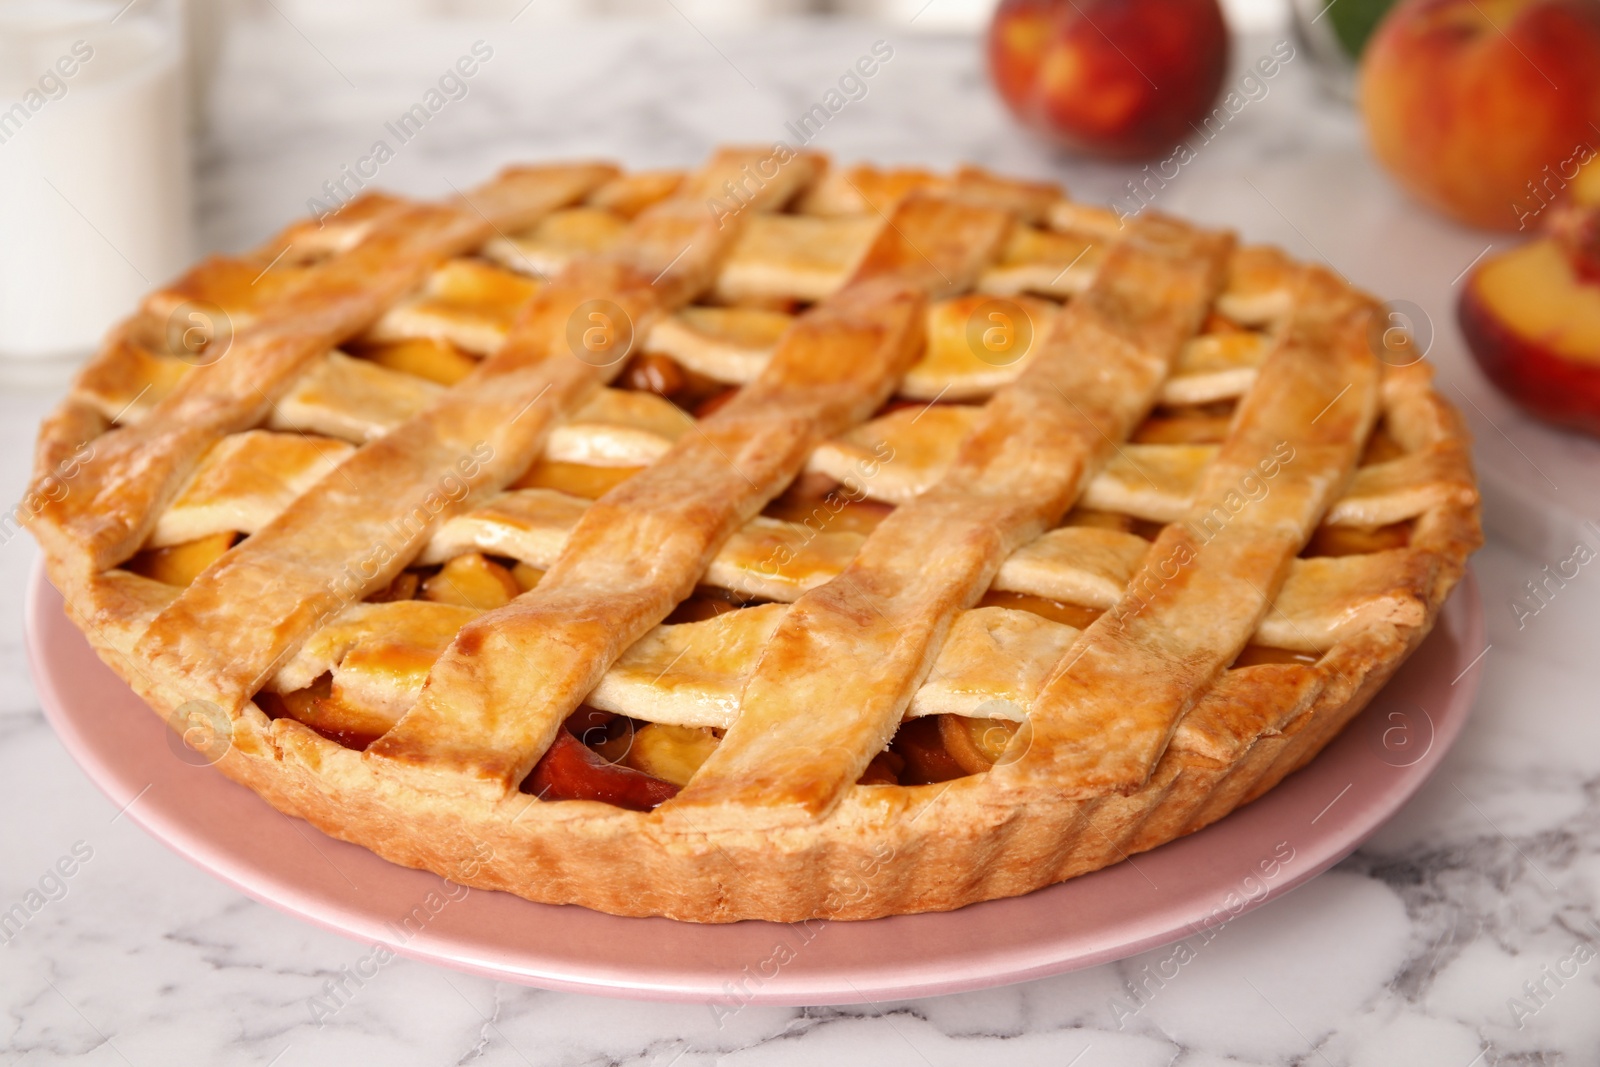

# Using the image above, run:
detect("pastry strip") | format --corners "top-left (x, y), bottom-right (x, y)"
top-left (32, 164), bottom-right (616, 574)
top-left (141, 391), bottom-right (1464, 550)
top-left (1004, 271), bottom-right (1383, 797)
top-left (254, 514), bottom-right (1434, 737)
top-left (664, 214), bottom-right (1234, 822)
top-left (130, 150), bottom-right (814, 713)
top-left (368, 194), bottom-right (1013, 796)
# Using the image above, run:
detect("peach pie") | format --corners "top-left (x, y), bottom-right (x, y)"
top-left (27, 149), bottom-right (1479, 921)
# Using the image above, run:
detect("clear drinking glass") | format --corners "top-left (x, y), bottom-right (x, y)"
top-left (1290, 0), bottom-right (1399, 102)
top-left (0, 0), bottom-right (195, 360)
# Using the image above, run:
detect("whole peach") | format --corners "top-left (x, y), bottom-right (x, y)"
top-left (1359, 0), bottom-right (1600, 231)
top-left (987, 0), bottom-right (1230, 160)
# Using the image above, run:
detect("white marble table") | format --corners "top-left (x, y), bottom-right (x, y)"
top-left (4, 13), bottom-right (1597, 1065)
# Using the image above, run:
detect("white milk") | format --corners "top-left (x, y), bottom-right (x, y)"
top-left (0, 0), bottom-right (194, 360)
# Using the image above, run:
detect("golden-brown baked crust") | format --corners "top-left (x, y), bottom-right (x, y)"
top-left (28, 151), bottom-right (1481, 922)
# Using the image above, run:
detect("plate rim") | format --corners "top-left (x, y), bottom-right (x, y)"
top-left (26, 560), bottom-right (1484, 1005)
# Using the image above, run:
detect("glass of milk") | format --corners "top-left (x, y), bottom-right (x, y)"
top-left (0, 0), bottom-right (195, 361)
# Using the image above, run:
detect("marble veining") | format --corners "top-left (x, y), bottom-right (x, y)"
top-left (3, 14), bottom-right (1596, 1066)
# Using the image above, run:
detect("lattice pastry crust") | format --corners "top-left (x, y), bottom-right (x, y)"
top-left (28, 149), bottom-right (1479, 922)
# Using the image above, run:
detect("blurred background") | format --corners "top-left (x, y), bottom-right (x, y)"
top-left (230, 0), bottom-right (1282, 28)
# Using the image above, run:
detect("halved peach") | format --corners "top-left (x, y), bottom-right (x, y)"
top-left (1547, 201), bottom-right (1600, 283)
top-left (1575, 156), bottom-right (1600, 209)
top-left (1459, 232), bottom-right (1600, 436)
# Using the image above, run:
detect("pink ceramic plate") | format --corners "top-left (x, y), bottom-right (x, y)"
top-left (27, 561), bottom-right (1483, 1005)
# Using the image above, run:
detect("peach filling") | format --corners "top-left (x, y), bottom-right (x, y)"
top-left (256, 675), bottom-right (387, 751)
top-left (348, 336), bottom-right (478, 385)
top-left (524, 714), bottom-right (682, 812)
top-left (521, 710), bottom-right (721, 811)
top-left (1303, 521), bottom-right (1411, 557)
top-left (516, 706), bottom-right (1029, 808)
top-left (420, 552), bottom-right (524, 609)
top-left (618, 351), bottom-right (734, 414)
top-left (763, 470), bottom-right (895, 535)
top-left (511, 459), bottom-right (642, 499)
top-left (890, 714), bottom-right (1023, 784)
top-left (1232, 645), bottom-right (1319, 667)
top-left (979, 589), bottom-right (1104, 629)
top-left (1131, 400), bottom-right (1236, 445)
top-left (127, 531), bottom-right (238, 586)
